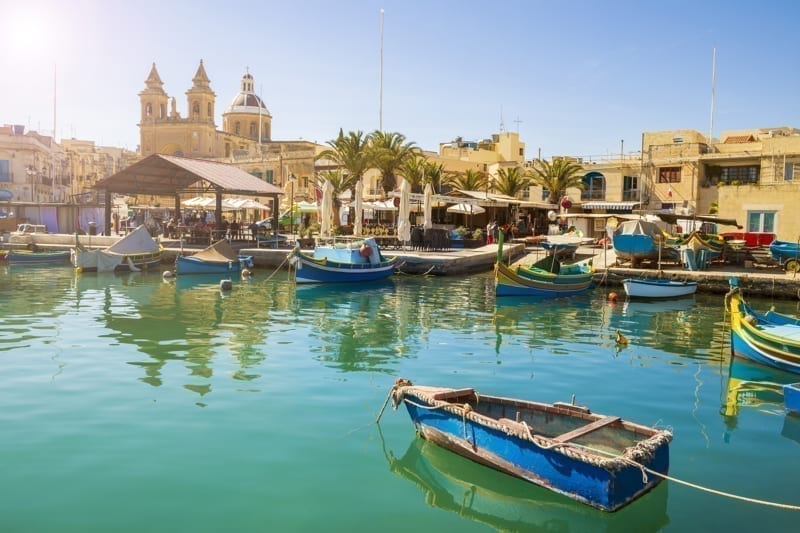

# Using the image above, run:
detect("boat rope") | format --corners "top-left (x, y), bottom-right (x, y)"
top-left (572, 441), bottom-right (800, 511)
top-left (262, 252), bottom-right (291, 283)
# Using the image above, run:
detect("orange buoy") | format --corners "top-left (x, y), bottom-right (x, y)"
top-left (607, 292), bottom-right (618, 302)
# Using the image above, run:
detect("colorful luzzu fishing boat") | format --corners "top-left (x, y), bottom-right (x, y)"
top-left (389, 379), bottom-right (672, 511)
top-left (175, 239), bottom-right (253, 275)
top-left (288, 236), bottom-right (398, 284)
top-left (726, 278), bottom-right (800, 374)
top-left (676, 231), bottom-right (724, 271)
top-left (495, 257), bottom-right (594, 298)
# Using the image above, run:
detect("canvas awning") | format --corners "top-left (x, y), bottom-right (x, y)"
top-left (582, 201), bottom-right (641, 211)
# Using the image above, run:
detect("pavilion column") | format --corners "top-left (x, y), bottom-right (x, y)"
top-left (174, 194), bottom-right (181, 223)
top-left (215, 191), bottom-right (223, 240)
top-left (104, 190), bottom-right (112, 236)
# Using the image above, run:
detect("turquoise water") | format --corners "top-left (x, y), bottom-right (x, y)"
top-left (1, 265), bottom-right (800, 532)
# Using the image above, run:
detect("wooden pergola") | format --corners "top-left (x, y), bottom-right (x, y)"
top-left (94, 154), bottom-right (284, 234)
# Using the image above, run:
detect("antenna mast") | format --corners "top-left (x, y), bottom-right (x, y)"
top-left (709, 46), bottom-right (716, 142)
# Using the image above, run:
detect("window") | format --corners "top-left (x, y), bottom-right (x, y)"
top-left (207, 103), bottom-right (212, 117)
top-left (234, 122), bottom-right (241, 135)
top-left (192, 102), bottom-right (200, 117)
top-left (720, 165), bottom-right (759, 184)
top-left (0, 160), bottom-right (9, 182)
top-left (249, 122), bottom-right (257, 136)
top-left (622, 175), bottom-right (639, 201)
top-left (747, 211), bottom-right (776, 233)
top-left (658, 167), bottom-right (681, 183)
top-left (541, 188), bottom-right (549, 201)
top-left (785, 163), bottom-right (794, 181)
top-left (145, 103), bottom-right (152, 117)
top-left (265, 169), bottom-right (274, 184)
top-left (581, 172), bottom-right (605, 200)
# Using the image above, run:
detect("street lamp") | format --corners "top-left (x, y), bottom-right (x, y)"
top-left (26, 166), bottom-right (36, 202)
top-left (288, 173), bottom-right (297, 237)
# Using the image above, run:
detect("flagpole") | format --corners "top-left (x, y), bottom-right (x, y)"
top-left (379, 8), bottom-right (384, 132)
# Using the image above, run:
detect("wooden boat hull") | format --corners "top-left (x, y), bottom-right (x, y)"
top-left (727, 282), bottom-right (800, 373)
top-left (175, 254), bottom-right (253, 275)
top-left (392, 382), bottom-right (671, 511)
top-left (495, 262), bottom-right (593, 297)
top-left (4, 250), bottom-right (70, 265)
top-left (291, 250), bottom-right (397, 284)
top-left (784, 383), bottom-right (800, 414)
top-left (623, 278), bottom-right (697, 299)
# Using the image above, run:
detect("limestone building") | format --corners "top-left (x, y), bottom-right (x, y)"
top-left (138, 61), bottom-right (321, 209)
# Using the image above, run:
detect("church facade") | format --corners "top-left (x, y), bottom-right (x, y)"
top-left (138, 61), bottom-right (321, 206)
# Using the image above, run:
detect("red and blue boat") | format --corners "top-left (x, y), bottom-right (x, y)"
top-left (390, 379), bottom-right (672, 511)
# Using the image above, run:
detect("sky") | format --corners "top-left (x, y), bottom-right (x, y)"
top-left (2, 0), bottom-right (800, 160)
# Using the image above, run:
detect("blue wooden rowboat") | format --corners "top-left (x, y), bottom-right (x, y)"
top-left (784, 383), bottom-right (800, 415)
top-left (390, 379), bottom-right (672, 511)
top-left (175, 240), bottom-right (253, 275)
top-left (726, 279), bottom-right (800, 373)
top-left (3, 249), bottom-right (70, 265)
top-left (769, 240), bottom-right (800, 272)
top-left (289, 237), bottom-right (398, 284)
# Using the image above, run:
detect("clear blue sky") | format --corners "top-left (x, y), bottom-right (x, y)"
top-left (2, 0), bottom-right (799, 159)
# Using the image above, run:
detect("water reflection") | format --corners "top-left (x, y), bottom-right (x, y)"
top-left (721, 356), bottom-right (800, 445)
top-left (383, 432), bottom-right (669, 532)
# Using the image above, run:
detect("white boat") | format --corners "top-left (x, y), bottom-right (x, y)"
top-left (622, 278), bottom-right (697, 299)
top-left (72, 225), bottom-right (163, 272)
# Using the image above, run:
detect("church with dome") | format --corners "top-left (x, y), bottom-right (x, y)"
top-left (138, 60), bottom-right (320, 197)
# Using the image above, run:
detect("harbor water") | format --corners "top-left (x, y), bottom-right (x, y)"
top-left (1, 265), bottom-right (799, 532)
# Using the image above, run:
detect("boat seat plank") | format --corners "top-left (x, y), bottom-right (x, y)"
top-left (553, 416), bottom-right (621, 443)
top-left (431, 388), bottom-right (475, 401)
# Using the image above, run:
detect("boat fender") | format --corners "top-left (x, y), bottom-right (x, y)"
top-left (219, 279), bottom-right (233, 291)
top-left (607, 291), bottom-right (618, 302)
top-left (744, 314), bottom-right (757, 326)
top-left (162, 270), bottom-right (175, 279)
top-left (359, 244), bottom-right (372, 258)
top-left (241, 268), bottom-right (252, 279)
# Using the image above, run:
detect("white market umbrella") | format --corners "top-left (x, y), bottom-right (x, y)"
top-left (397, 179), bottom-right (411, 243)
top-left (354, 180), bottom-right (363, 237)
top-left (446, 203), bottom-right (485, 214)
top-left (320, 179), bottom-right (334, 237)
top-left (423, 183), bottom-right (433, 230)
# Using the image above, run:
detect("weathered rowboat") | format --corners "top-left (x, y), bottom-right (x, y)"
top-left (175, 239), bottom-right (253, 275)
top-left (390, 379), bottom-right (672, 511)
top-left (726, 279), bottom-right (800, 374)
top-left (622, 278), bottom-right (697, 299)
top-left (71, 225), bottom-right (163, 272)
top-left (288, 237), bottom-right (398, 284)
top-left (3, 248), bottom-right (70, 265)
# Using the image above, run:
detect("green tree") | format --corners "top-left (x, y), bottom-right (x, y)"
top-left (423, 161), bottom-right (446, 193)
top-left (494, 166), bottom-right (531, 198)
top-left (399, 154), bottom-right (427, 193)
top-left (317, 129), bottom-right (373, 184)
top-left (368, 131), bottom-right (419, 194)
top-left (527, 158), bottom-right (584, 203)
top-left (445, 168), bottom-right (489, 192)
top-left (314, 169), bottom-right (357, 230)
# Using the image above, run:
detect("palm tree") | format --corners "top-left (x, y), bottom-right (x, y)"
top-left (317, 129), bottom-right (373, 184)
top-left (494, 166), bottom-right (531, 198)
top-left (368, 131), bottom-right (419, 195)
top-left (399, 154), bottom-right (427, 193)
top-left (314, 169), bottom-right (357, 231)
top-left (527, 158), bottom-right (584, 203)
top-left (423, 161), bottom-right (446, 193)
top-left (445, 168), bottom-right (489, 192)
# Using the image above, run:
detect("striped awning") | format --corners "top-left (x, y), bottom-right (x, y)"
top-left (581, 201), bottom-right (640, 211)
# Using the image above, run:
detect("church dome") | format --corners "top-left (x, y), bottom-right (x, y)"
top-left (224, 71), bottom-right (270, 116)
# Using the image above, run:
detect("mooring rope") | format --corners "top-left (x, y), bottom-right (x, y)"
top-left (261, 252), bottom-right (291, 283)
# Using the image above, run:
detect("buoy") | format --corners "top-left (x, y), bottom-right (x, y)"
top-left (241, 268), bottom-right (252, 279)
top-left (162, 270), bottom-right (175, 279)
top-left (219, 279), bottom-right (233, 291)
top-left (607, 292), bottom-right (618, 302)
top-left (615, 330), bottom-right (629, 345)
